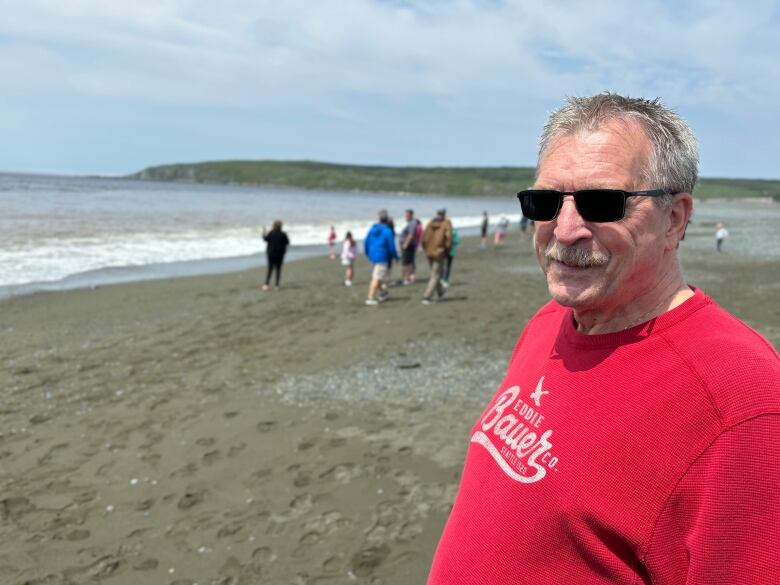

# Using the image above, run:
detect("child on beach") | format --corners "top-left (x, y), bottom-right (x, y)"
top-left (341, 231), bottom-right (357, 286)
top-left (494, 215), bottom-right (509, 246)
top-left (327, 226), bottom-right (337, 259)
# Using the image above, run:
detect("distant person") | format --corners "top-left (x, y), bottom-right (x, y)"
top-left (386, 216), bottom-right (396, 283)
top-left (341, 231), bottom-right (357, 286)
top-left (400, 209), bottom-right (421, 284)
top-left (421, 208), bottom-right (452, 304)
top-left (327, 226), bottom-right (337, 259)
top-left (363, 210), bottom-right (398, 305)
top-left (480, 211), bottom-right (489, 249)
top-left (519, 215), bottom-right (530, 233)
top-left (715, 222), bottom-right (729, 252)
top-left (262, 220), bottom-right (290, 290)
top-left (494, 215), bottom-right (509, 246)
top-left (442, 226), bottom-right (461, 287)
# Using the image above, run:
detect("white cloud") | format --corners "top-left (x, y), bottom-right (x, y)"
top-left (1, 0), bottom-right (775, 113)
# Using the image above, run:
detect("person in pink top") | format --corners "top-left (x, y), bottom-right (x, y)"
top-left (327, 225), bottom-right (337, 259)
top-left (427, 94), bottom-right (780, 585)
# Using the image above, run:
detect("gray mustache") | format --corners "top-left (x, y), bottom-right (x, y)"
top-left (544, 242), bottom-right (610, 268)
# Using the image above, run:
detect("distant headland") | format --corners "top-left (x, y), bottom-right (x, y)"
top-left (128, 160), bottom-right (780, 200)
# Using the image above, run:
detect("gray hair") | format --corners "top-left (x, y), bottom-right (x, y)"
top-left (538, 93), bottom-right (699, 205)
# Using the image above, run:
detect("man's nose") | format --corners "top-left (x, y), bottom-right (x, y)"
top-left (553, 196), bottom-right (591, 245)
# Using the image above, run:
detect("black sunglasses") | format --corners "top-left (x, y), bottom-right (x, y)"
top-left (516, 189), bottom-right (670, 223)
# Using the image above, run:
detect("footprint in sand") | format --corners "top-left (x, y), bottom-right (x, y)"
top-left (1, 496), bottom-right (35, 521)
top-left (202, 450), bottom-right (220, 465)
top-left (292, 530), bottom-right (322, 559)
top-left (398, 520), bottom-right (424, 541)
top-left (319, 463), bottom-right (361, 484)
top-left (141, 452), bottom-right (162, 466)
top-left (297, 438), bottom-right (317, 451)
top-left (249, 546), bottom-right (275, 574)
top-left (170, 461), bottom-right (199, 478)
top-left (227, 442), bottom-right (246, 457)
top-left (29, 413), bottom-right (51, 425)
top-left (248, 468), bottom-right (272, 485)
top-left (132, 558), bottom-right (159, 571)
top-left (252, 546), bottom-right (274, 563)
top-left (322, 555), bottom-right (343, 573)
top-left (216, 519), bottom-right (246, 539)
top-left (62, 554), bottom-right (123, 581)
top-left (72, 490), bottom-right (98, 504)
top-left (65, 529), bottom-right (90, 541)
top-left (350, 545), bottom-right (390, 578)
top-left (37, 442), bottom-right (69, 465)
top-left (195, 437), bottom-right (216, 447)
top-left (135, 498), bottom-right (155, 512)
top-left (299, 531), bottom-right (321, 545)
top-left (218, 556), bottom-right (244, 581)
top-left (177, 489), bottom-right (208, 510)
top-left (257, 421), bottom-right (276, 433)
top-left (289, 493), bottom-right (314, 516)
top-left (266, 517), bottom-right (286, 536)
top-left (293, 470), bottom-right (312, 488)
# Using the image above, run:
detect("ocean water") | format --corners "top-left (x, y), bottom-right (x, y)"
top-left (1, 173), bottom-right (778, 299)
top-left (0, 173), bottom-right (521, 298)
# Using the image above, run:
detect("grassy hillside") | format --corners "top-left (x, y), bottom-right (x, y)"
top-left (129, 160), bottom-right (780, 200)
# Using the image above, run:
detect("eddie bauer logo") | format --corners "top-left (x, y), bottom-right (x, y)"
top-left (471, 376), bottom-right (559, 483)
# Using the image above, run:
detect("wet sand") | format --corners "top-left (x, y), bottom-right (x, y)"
top-left (1, 231), bottom-right (778, 585)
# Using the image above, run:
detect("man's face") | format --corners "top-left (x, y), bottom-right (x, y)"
top-left (533, 121), bottom-right (672, 315)
top-left (405, 211), bottom-right (413, 221)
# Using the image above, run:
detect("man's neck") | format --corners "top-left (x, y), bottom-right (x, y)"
top-left (572, 279), bottom-right (694, 335)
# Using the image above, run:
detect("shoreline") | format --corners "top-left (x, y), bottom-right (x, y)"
top-left (1, 233), bottom-right (777, 584)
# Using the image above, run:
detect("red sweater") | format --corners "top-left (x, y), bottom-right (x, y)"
top-left (428, 288), bottom-right (780, 584)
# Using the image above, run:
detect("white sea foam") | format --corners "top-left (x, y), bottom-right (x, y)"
top-left (0, 212), bottom-right (521, 288)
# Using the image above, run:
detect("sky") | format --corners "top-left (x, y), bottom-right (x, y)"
top-left (1, 0), bottom-right (779, 178)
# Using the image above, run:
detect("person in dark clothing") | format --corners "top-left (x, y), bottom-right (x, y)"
top-left (262, 220), bottom-right (290, 290)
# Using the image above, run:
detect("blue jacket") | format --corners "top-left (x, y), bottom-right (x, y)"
top-left (364, 222), bottom-right (399, 264)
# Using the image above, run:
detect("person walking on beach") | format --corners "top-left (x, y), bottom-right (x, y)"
top-left (441, 226), bottom-right (460, 288)
top-left (519, 214), bottom-right (530, 233)
top-left (341, 231), bottom-right (357, 286)
top-left (427, 93), bottom-right (780, 585)
top-left (327, 226), bottom-right (337, 259)
top-left (480, 211), bottom-right (489, 249)
top-left (421, 208), bottom-right (452, 304)
top-left (715, 222), bottom-right (729, 252)
top-left (363, 210), bottom-right (398, 305)
top-left (493, 215), bottom-right (509, 246)
top-left (400, 209), bottom-right (421, 284)
top-left (262, 220), bottom-right (290, 290)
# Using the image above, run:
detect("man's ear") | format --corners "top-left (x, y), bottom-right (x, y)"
top-left (667, 192), bottom-right (693, 250)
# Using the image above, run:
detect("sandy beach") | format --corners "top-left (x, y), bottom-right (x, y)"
top-left (1, 230), bottom-right (778, 585)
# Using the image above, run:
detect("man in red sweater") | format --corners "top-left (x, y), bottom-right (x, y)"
top-left (427, 94), bottom-right (779, 584)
